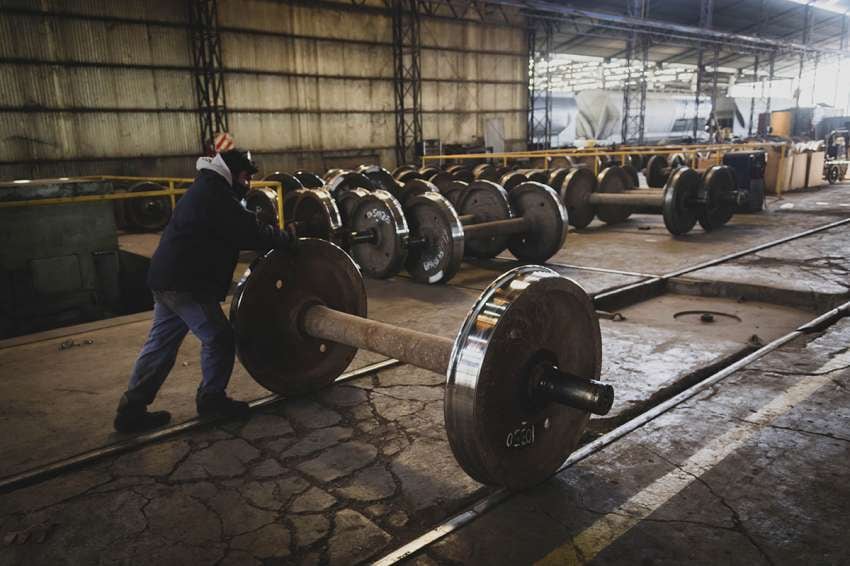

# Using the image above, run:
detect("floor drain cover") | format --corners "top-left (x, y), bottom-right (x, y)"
top-left (673, 310), bottom-right (742, 325)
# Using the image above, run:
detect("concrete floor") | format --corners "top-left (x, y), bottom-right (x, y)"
top-left (0, 184), bottom-right (848, 565)
top-left (421, 319), bottom-right (850, 565)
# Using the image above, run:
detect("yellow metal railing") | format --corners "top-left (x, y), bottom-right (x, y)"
top-left (421, 141), bottom-right (790, 194)
top-left (497, 141), bottom-right (786, 155)
top-left (422, 142), bottom-right (786, 165)
top-left (0, 175), bottom-right (286, 228)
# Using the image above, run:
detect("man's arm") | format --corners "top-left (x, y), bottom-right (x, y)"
top-left (210, 191), bottom-right (291, 251)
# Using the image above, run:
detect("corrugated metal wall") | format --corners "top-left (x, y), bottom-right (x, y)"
top-left (218, 1), bottom-right (398, 173)
top-left (0, 0), bottom-right (196, 179)
top-left (420, 14), bottom-right (527, 152)
top-left (0, 0), bottom-right (527, 180)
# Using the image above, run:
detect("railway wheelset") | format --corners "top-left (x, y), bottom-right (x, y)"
top-left (554, 163), bottom-right (744, 235)
top-left (230, 237), bottom-right (614, 490)
top-left (282, 169), bottom-right (568, 285)
top-left (113, 181), bottom-right (175, 232)
top-left (391, 162), bottom-right (527, 188)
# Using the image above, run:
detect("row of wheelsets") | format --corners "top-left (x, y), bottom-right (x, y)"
top-left (394, 154), bottom-right (744, 235)
top-left (248, 167), bottom-right (567, 285)
top-left (243, 158), bottom-right (744, 285)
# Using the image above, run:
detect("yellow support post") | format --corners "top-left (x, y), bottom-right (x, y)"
top-left (168, 180), bottom-right (176, 210)
top-left (274, 182), bottom-right (285, 229)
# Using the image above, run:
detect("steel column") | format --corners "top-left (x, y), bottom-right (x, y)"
top-left (693, 0), bottom-right (713, 140)
top-left (188, 0), bottom-right (229, 154)
top-left (811, 54), bottom-right (820, 107)
top-left (748, 54), bottom-right (759, 137)
top-left (747, 0), bottom-right (766, 138)
top-left (837, 14), bottom-right (849, 109)
top-left (392, 0), bottom-right (423, 167)
top-left (710, 44), bottom-right (720, 142)
top-left (795, 3), bottom-right (812, 109)
top-left (766, 51), bottom-right (775, 118)
top-left (693, 50), bottom-right (704, 139)
top-left (527, 20), bottom-right (553, 148)
top-left (621, 0), bottom-right (648, 144)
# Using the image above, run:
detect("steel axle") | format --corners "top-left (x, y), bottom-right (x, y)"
top-left (348, 229), bottom-right (378, 246)
top-left (461, 216), bottom-right (533, 238)
top-left (302, 305), bottom-right (613, 415)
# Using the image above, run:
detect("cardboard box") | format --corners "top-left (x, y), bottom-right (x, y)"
top-left (807, 151), bottom-right (825, 188)
top-left (764, 145), bottom-right (793, 194)
top-left (770, 111), bottom-right (793, 137)
top-left (789, 152), bottom-right (808, 191)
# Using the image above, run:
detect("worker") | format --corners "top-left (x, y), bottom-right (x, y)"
top-left (114, 149), bottom-right (296, 433)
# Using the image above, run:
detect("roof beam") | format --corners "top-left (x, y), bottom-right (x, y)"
top-left (484, 0), bottom-right (850, 57)
top-left (717, 10), bottom-right (848, 69)
top-left (655, 2), bottom-right (806, 66)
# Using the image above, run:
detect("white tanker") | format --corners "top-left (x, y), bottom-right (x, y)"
top-left (538, 90), bottom-right (792, 145)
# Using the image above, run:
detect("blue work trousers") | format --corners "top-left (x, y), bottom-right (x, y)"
top-left (123, 290), bottom-right (235, 407)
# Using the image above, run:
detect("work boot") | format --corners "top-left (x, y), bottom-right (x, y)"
top-left (196, 390), bottom-right (251, 418)
top-left (113, 404), bottom-right (171, 433)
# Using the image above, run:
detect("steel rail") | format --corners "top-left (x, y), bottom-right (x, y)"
top-left (592, 216), bottom-right (850, 306)
top-left (0, 359), bottom-right (402, 495)
top-left (486, 257), bottom-right (656, 279)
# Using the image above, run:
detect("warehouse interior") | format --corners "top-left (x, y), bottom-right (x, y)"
top-left (1, 0), bottom-right (849, 564)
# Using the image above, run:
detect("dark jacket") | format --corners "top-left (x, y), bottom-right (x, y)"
top-left (147, 169), bottom-right (286, 301)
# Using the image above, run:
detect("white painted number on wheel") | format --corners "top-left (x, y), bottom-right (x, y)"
top-left (506, 422), bottom-right (535, 448)
top-left (366, 208), bottom-right (391, 224)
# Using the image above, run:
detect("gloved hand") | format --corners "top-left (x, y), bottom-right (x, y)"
top-left (234, 180), bottom-right (250, 201)
top-left (255, 208), bottom-right (276, 226)
top-left (269, 223), bottom-right (297, 252)
top-left (285, 223), bottom-right (299, 250)
top-left (260, 222), bottom-right (297, 253)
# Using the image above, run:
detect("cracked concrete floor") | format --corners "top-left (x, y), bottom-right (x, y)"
top-left (2, 312), bottom-right (846, 566)
top-left (685, 226), bottom-right (850, 310)
top-left (0, 365), bottom-right (483, 565)
top-left (418, 318), bottom-right (850, 566)
top-left (0, 185), bottom-right (848, 564)
top-left (522, 183), bottom-right (850, 275)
